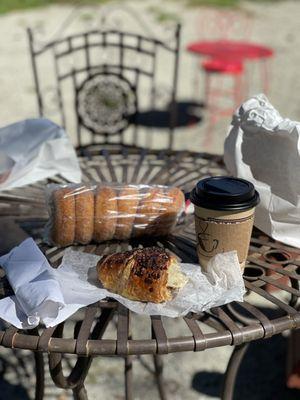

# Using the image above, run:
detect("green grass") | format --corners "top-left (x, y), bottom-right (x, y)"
top-left (186, 0), bottom-right (281, 7)
top-left (0, 0), bottom-right (282, 14)
top-left (0, 0), bottom-right (109, 15)
top-left (148, 6), bottom-right (181, 23)
top-left (187, 0), bottom-right (238, 6)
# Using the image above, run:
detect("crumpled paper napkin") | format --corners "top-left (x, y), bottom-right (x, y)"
top-left (0, 239), bottom-right (245, 329)
top-left (0, 118), bottom-right (81, 191)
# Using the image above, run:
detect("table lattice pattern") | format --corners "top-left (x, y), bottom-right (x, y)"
top-left (0, 148), bottom-right (299, 400)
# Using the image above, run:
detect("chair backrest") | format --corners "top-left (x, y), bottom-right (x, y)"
top-left (27, 24), bottom-right (181, 150)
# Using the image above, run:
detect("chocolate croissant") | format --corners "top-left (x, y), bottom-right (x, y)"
top-left (96, 247), bottom-right (188, 303)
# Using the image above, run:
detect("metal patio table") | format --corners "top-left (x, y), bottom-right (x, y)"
top-left (0, 147), bottom-right (299, 400)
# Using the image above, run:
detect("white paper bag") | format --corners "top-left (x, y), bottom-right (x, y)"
top-left (0, 118), bottom-right (81, 190)
top-left (224, 94), bottom-right (300, 248)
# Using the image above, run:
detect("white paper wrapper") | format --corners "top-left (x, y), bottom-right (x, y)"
top-left (58, 248), bottom-right (245, 318)
top-left (0, 239), bottom-right (245, 328)
top-left (224, 94), bottom-right (300, 248)
top-left (0, 118), bottom-right (81, 191)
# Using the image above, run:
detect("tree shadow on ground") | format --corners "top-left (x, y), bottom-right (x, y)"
top-left (192, 333), bottom-right (300, 400)
top-left (0, 380), bottom-right (30, 400)
top-left (0, 350), bottom-right (32, 400)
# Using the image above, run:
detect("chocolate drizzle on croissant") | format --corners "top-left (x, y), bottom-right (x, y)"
top-left (97, 247), bottom-right (188, 303)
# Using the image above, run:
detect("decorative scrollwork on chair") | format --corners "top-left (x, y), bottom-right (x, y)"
top-left (76, 73), bottom-right (137, 135)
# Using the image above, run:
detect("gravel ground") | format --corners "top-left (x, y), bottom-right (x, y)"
top-left (1, 0), bottom-right (300, 153)
top-left (0, 1), bottom-right (300, 399)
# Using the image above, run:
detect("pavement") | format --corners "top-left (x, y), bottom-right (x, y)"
top-left (1, 0), bottom-right (300, 154)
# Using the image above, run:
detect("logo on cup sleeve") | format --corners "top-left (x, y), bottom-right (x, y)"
top-left (196, 221), bottom-right (219, 255)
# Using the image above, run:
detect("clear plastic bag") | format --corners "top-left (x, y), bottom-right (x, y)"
top-left (45, 183), bottom-right (185, 247)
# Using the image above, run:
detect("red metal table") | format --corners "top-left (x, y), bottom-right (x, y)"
top-left (187, 39), bottom-right (274, 94)
top-left (187, 40), bottom-right (273, 60)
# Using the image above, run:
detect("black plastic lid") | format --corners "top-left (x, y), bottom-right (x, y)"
top-left (190, 176), bottom-right (260, 211)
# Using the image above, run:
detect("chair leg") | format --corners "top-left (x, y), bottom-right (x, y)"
top-left (125, 356), bottom-right (133, 400)
top-left (153, 355), bottom-right (167, 400)
top-left (204, 72), bottom-right (211, 108)
top-left (73, 384), bottom-right (89, 400)
top-left (286, 329), bottom-right (300, 389)
top-left (261, 58), bottom-right (271, 95)
top-left (193, 60), bottom-right (201, 100)
top-left (203, 72), bottom-right (217, 147)
top-left (34, 351), bottom-right (45, 400)
top-left (221, 342), bottom-right (249, 400)
top-left (234, 74), bottom-right (244, 108)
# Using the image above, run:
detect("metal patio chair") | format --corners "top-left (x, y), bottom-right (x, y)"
top-left (27, 24), bottom-right (181, 152)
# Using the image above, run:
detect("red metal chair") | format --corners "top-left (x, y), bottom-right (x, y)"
top-left (201, 56), bottom-right (245, 139)
top-left (195, 10), bottom-right (252, 136)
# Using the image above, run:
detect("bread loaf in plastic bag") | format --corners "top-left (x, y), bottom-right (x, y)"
top-left (45, 183), bottom-right (185, 247)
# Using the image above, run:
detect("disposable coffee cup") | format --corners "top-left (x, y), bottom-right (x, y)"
top-left (190, 176), bottom-right (260, 271)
